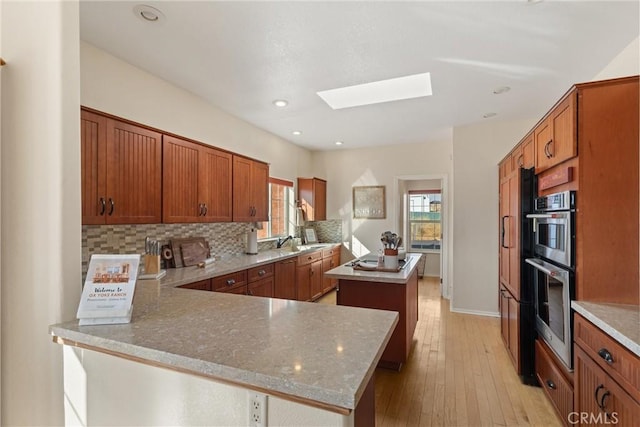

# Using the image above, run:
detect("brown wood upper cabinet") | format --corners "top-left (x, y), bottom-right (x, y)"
top-left (298, 177), bottom-right (327, 221)
top-left (233, 155), bottom-right (269, 222)
top-left (81, 109), bottom-right (162, 224)
top-left (534, 92), bottom-right (577, 173)
top-left (163, 135), bottom-right (232, 223)
top-left (511, 133), bottom-right (534, 171)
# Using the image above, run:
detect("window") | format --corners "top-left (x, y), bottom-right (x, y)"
top-left (409, 190), bottom-right (441, 251)
top-left (257, 178), bottom-right (294, 239)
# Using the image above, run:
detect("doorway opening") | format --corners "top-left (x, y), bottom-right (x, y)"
top-left (395, 175), bottom-right (449, 299)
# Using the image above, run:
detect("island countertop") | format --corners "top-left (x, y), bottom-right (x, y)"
top-left (49, 277), bottom-right (398, 413)
top-left (324, 253), bottom-right (423, 284)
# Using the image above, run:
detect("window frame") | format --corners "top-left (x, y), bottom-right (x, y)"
top-left (257, 177), bottom-right (295, 241)
top-left (408, 190), bottom-right (442, 253)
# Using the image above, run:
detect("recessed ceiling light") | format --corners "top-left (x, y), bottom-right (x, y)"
top-left (493, 86), bottom-right (511, 95)
top-left (273, 99), bottom-right (288, 108)
top-left (483, 112), bottom-right (497, 119)
top-left (335, 141), bottom-right (344, 146)
top-left (292, 131), bottom-right (302, 136)
top-left (133, 5), bottom-right (165, 23)
top-left (317, 72), bottom-right (432, 110)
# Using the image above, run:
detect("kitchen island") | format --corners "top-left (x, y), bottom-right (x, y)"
top-left (324, 254), bottom-right (421, 370)
top-left (49, 272), bottom-right (398, 426)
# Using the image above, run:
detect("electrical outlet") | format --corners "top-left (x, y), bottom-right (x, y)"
top-left (248, 392), bottom-right (268, 427)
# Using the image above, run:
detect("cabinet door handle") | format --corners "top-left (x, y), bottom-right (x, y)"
top-left (594, 384), bottom-right (605, 409)
top-left (226, 279), bottom-right (236, 286)
top-left (518, 154), bottom-right (524, 167)
top-left (544, 140), bottom-right (553, 158)
top-left (202, 204), bottom-right (208, 216)
top-left (597, 348), bottom-right (614, 365)
top-left (108, 198), bottom-right (115, 216)
top-left (545, 379), bottom-right (556, 390)
top-left (247, 289), bottom-right (253, 296)
top-left (99, 197), bottom-right (106, 216)
top-left (600, 390), bottom-right (610, 411)
top-left (258, 269), bottom-right (266, 276)
top-left (501, 216), bottom-right (508, 248)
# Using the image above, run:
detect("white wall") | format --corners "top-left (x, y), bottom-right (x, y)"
top-left (0, 1), bottom-right (81, 425)
top-left (593, 36), bottom-right (639, 81)
top-left (311, 140), bottom-right (453, 270)
top-left (65, 346), bottom-right (350, 426)
top-left (451, 118), bottom-right (536, 316)
top-left (81, 42), bottom-right (312, 181)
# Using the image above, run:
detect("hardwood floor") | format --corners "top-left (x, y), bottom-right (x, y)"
top-left (319, 277), bottom-right (562, 426)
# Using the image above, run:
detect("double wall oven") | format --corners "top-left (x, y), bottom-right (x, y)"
top-left (526, 191), bottom-right (576, 370)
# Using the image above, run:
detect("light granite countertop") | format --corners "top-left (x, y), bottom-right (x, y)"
top-left (50, 242), bottom-right (399, 413)
top-left (156, 243), bottom-right (340, 288)
top-left (571, 301), bottom-right (640, 356)
top-left (324, 253), bottom-right (422, 284)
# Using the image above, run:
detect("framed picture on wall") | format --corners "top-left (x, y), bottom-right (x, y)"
top-left (353, 185), bottom-right (386, 219)
top-left (303, 227), bottom-right (318, 244)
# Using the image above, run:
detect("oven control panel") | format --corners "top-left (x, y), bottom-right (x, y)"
top-left (535, 190), bottom-right (575, 211)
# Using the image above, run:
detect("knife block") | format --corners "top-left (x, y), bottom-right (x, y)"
top-left (144, 254), bottom-right (161, 275)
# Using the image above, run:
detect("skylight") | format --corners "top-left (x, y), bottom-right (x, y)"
top-left (317, 72), bottom-right (432, 110)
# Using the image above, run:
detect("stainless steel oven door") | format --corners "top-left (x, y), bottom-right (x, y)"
top-left (525, 257), bottom-right (573, 370)
top-left (527, 211), bottom-right (573, 268)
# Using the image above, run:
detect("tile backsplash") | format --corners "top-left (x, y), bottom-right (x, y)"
top-left (82, 219), bottom-right (342, 277)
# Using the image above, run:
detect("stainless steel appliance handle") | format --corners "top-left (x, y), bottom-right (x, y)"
top-left (525, 258), bottom-right (563, 277)
top-left (526, 213), bottom-right (555, 219)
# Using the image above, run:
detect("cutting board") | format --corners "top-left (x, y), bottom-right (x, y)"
top-left (169, 237), bottom-right (210, 268)
top-left (180, 241), bottom-right (210, 267)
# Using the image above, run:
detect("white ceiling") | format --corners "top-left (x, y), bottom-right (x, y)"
top-left (80, 1), bottom-right (639, 151)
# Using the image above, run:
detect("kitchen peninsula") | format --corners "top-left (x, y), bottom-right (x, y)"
top-left (49, 247), bottom-right (398, 426)
top-left (325, 254), bottom-right (421, 370)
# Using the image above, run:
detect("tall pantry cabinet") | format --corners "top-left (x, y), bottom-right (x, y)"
top-left (498, 76), bottom-right (640, 426)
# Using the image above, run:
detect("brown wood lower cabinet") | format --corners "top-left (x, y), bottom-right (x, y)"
top-left (499, 285), bottom-right (520, 371)
top-left (337, 269), bottom-right (418, 370)
top-left (274, 258), bottom-right (297, 300)
top-left (573, 314), bottom-right (640, 426)
top-left (248, 277), bottom-right (274, 297)
top-left (212, 270), bottom-right (247, 294)
top-left (297, 251), bottom-right (323, 301)
top-left (321, 245), bottom-right (341, 294)
top-left (247, 263), bottom-right (274, 297)
top-left (178, 279), bottom-right (211, 291)
top-left (535, 339), bottom-right (573, 426)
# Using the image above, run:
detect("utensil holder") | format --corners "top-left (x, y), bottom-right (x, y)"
top-left (144, 254), bottom-right (161, 275)
top-left (383, 248), bottom-right (399, 269)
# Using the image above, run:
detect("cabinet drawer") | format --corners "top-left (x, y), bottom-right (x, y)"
top-left (247, 263), bottom-right (274, 282)
top-left (322, 245), bottom-right (340, 259)
top-left (178, 279), bottom-right (211, 291)
top-left (574, 314), bottom-right (640, 400)
top-left (212, 270), bottom-right (247, 292)
top-left (298, 250), bottom-right (322, 266)
top-left (536, 339), bottom-right (573, 425)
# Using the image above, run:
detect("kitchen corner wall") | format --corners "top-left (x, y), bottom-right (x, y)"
top-left (310, 140), bottom-right (453, 277)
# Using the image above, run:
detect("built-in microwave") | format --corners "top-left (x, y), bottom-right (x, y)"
top-left (525, 257), bottom-right (574, 370)
top-left (527, 191), bottom-right (575, 269)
